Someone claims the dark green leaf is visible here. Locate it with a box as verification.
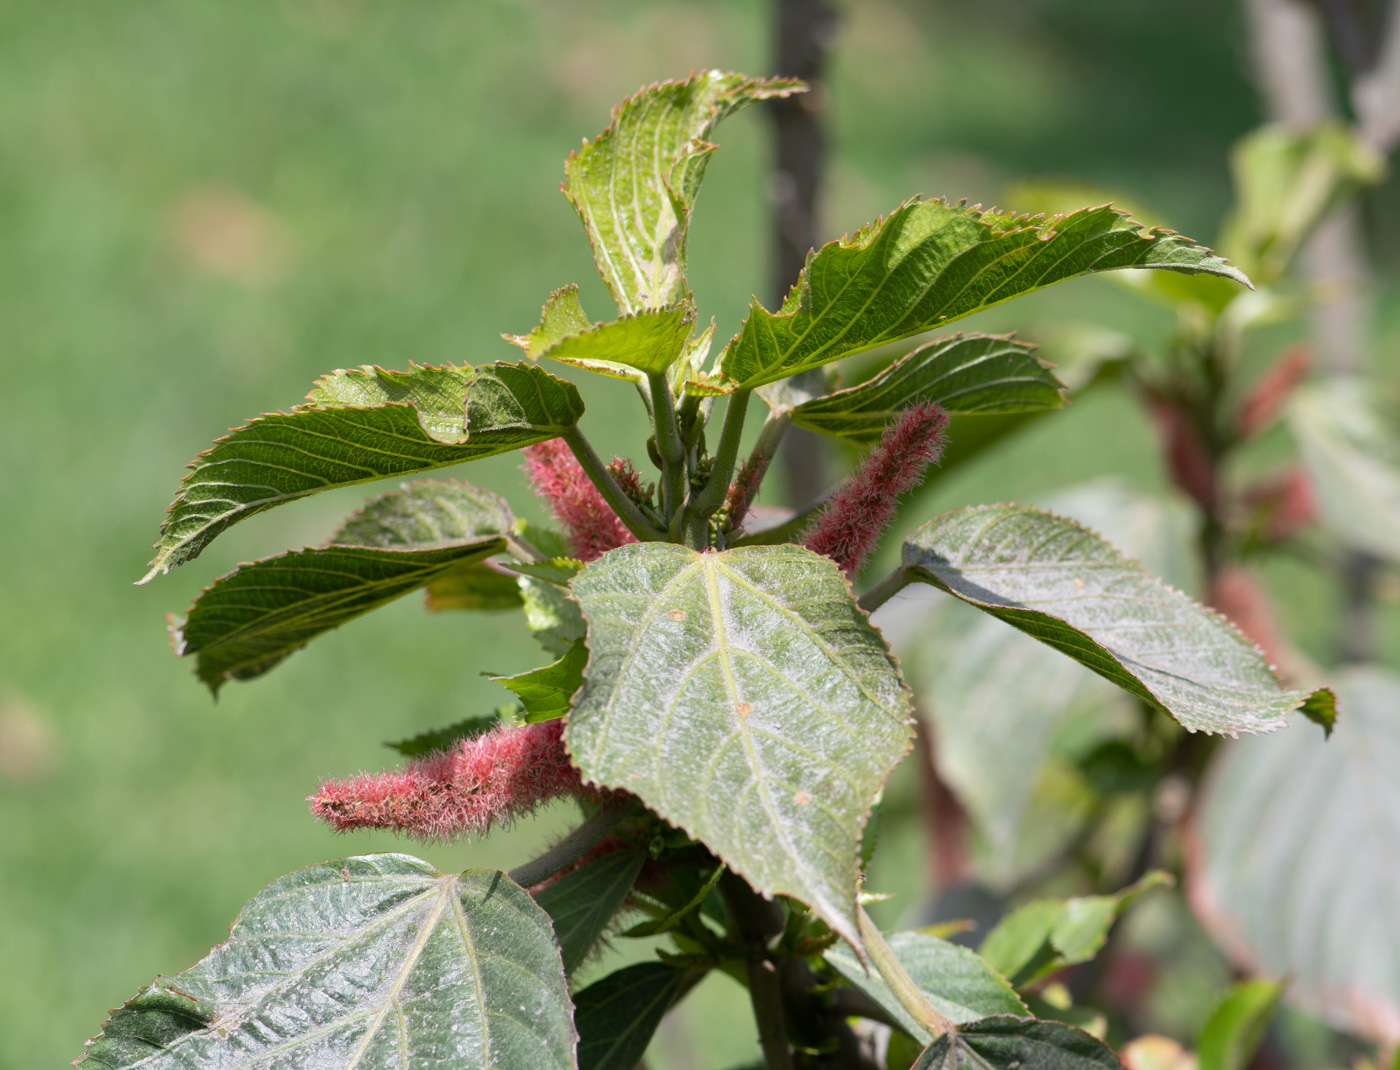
[534,849,646,976]
[718,200,1249,389]
[488,642,589,722]
[1197,979,1285,1070]
[902,505,1334,735]
[574,963,689,1070]
[174,481,511,692]
[978,872,1171,987]
[142,362,581,579]
[563,71,800,316]
[566,543,912,952]
[912,1016,1124,1070]
[75,855,574,1070]
[386,713,506,758]
[825,931,1027,1044]
[789,333,1064,442]
[425,565,524,611]
[1190,666,1400,1044]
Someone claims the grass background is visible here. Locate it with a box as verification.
[2,1,1397,1066]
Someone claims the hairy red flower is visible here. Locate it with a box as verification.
[522,439,638,561]
[309,719,595,841]
[802,401,949,575]
[725,453,770,533]
[1238,345,1310,437]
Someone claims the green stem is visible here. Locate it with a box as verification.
[858,905,955,1039]
[562,427,667,542]
[684,388,753,545]
[649,371,687,522]
[857,567,912,613]
[723,406,794,536]
[720,872,793,1070]
[505,798,636,888]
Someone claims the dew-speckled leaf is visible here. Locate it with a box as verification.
[75,855,575,1070]
[538,305,695,380]
[1189,666,1400,1045]
[901,505,1333,735]
[174,481,512,692]
[565,543,912,951]
[825,931,1026,1044]
[789,334,1064,442]
[573,963,689,1070]
[718,199,1249,389]
[564,71,800,316]
[488,642,588,723]
[534,849,646,977]
[425,565,523,611]
[912,1016,1125,1070]
[143,362,581,579]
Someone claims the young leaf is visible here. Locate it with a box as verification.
[1197,978,1285,1070]
[1189,666,1400,1045]
[718,199,1249,389]
[488,642,589,722]
[564,71,801,316]
[901,505,1334,735]
[385,712,504,757]
[173,480,512,692]
[534,849,646,976]
[978,872,1171,987]
[74,855,574,1070]
[520,572,587,656]
[789,333,1065,442]
[565,543,913,953]
[912,1016,1125,1070]
[534,304,696,380]
[573,963,690,1070]
[824,931,1027,1044]
[425,564,524,610]
[143,362,581,579]
[506,284,593,359]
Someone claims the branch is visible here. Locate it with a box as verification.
[720,872,793,1070]
[506,798,636,888]
[561,427,668,542]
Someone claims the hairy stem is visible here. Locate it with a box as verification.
[685,388,754,546]
[562,427,667,542]
[725,406,794,537]
[857,567,912,613]
[650,371,687,522]
[505,798,636,888]
[858,905,955,1039]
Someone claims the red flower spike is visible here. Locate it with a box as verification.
[523,439,638,561]
[1144,391,1218,511]
[1238,345,1310,438]
[802,401,949,576]
[309,719,597,841]
[725,453,770,533]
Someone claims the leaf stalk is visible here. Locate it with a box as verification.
[649,371,688,522]
[858,905,955,1039]
[561,427,668,542]
[857,567,912,613]
[685,387,753,544]
[506,798,636,888]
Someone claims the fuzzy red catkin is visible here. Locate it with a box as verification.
[309,719,593,841]
[522,438,638,561]
[802,401,949,575]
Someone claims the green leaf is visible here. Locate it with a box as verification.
[506,284,593,359]
[425,564,524,611]
[385,713,506,757]
[174,480,512,692]
[912,1016,1125,1070]
[978,872,1171,987]
[718,199,1249,389]
[520,572,587,656]
[573,963,689,1070]
[1189,665,1400,1045]
[825,932,1027,1044]
[537,305,696,381]
[789,333,1064,442]
[621,861,725,938]
[75,855,574,1070]
[142,361,581,579]
[1197,979,1285,1070]
[901,504,1334,735]
[489,642,589,722]
[534,849,646,977]
[564,70,800,316]
[566,543,912,951]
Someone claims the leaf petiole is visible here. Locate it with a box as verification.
[649,371,688,521]
[561,427,668,542]
[858,905,956,1039]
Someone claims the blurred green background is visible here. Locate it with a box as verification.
[3,2,1397,1067]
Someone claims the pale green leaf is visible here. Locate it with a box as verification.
[565,543,912,951]
[534,849,646,977]
[718,199,1249,389]
[173,480,512,692]
[1190,666,1400,1045]
[538,305,695,380]
[520,572,587,656]
[912,1016,1124,1070]
[825,931,1027,1044]
[564,70,800,315]
[789,333,1064,442]
[75,855,575,1070]
[488,642,588,722]
[425,565,523,611]
[901,505,1334,735]
[573,963,688,1070]
[142,361,581,579]
[1197,978,1285,1070]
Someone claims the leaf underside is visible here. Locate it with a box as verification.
[539,305,695,380]
[76,855,574,1070]
[174,480,513,692]
[902,505,1332,735]
[565,543,912,951]
[913,1016,1126,1070]
[572,962,689,1070]
[719,199,1250,389]
[534,849,646,977]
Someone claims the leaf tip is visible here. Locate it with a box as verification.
[1298,686,1337,737]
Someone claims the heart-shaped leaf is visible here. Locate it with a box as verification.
[901,505,1334,735]
[535,849,646,976]
[75,855,575,1070]
[912,1016,1125,1070]
[565,543,912,951]
[173,480,513,692]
